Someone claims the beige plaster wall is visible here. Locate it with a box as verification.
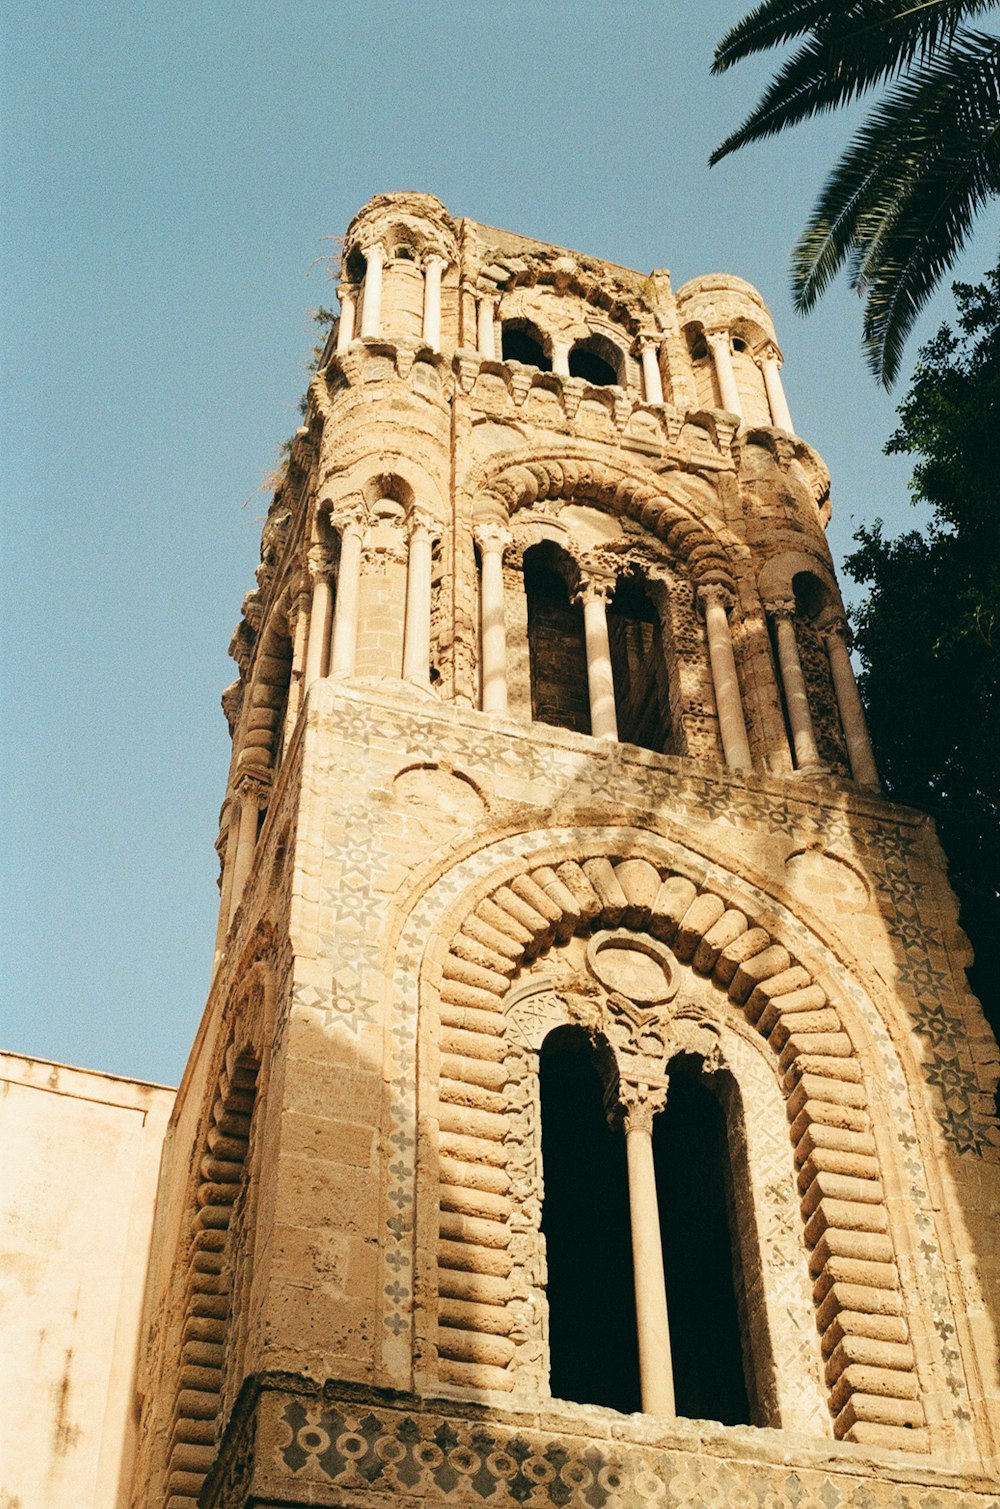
[0,1052,173,1509]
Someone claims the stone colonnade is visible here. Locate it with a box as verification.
[214,507,439,948]
[337,255,793,428]
[337,244,450,354]
[762,596,878,787]
[473,535,876,788]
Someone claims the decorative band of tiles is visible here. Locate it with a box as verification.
[272,1395,994,1509]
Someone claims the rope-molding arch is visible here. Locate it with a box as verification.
[472,454,746,596]
[163,1037,261,1509]
[424,848,928,1452]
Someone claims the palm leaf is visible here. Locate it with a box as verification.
[790,29,1000,382]
[711,0,998,163]
[713,0,993,73]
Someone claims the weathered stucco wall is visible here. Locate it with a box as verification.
[0,1052,173,1509]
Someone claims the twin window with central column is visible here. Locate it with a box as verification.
[522,543,673,752]
[539,1027,754,1426]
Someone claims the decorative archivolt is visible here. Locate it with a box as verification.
[471,454,746,594]
[419,848,929,1452]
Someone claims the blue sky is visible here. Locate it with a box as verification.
[4,1,997,1085]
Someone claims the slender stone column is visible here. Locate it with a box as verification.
[329,516,365,677]
[360,244,385,339]
[706,329,742,418]
[476,296,496,359]
[552,340,571,378]
[475,523,511,714]
[336,287,356,353]
[422,256,446,350]
[622,1098,675,1417]
[697,584,752,770]
[640,340,664,404]
[821,613,880,788]
[228,777,266,924]
[767,597,823,771]
[757,344,794,432]
[402,512,436,684]
[304,548,333,688]
[576,573,618,740]
[213,803,240,961]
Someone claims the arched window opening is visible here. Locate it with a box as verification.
[607,574,672,753]
[654,1058,752,1426]
[540,1027,639,1413]
[501,320,552,371]
[524,543,590,734]
[792,570,825,621]
[569,335,622,387]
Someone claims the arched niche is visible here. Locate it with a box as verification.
[407,840,937,1453]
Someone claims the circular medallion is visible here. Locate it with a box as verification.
[586,930,678,1005]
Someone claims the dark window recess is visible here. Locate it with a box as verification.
[607,575,672,753]
[540,1028,640,1413]
[501,323,552,371]
[654,1063,752,1426]
[525,550,590,735]
[569,341,619,387]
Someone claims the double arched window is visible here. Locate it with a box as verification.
[517,542,675,753]
[540,1028,753,1424]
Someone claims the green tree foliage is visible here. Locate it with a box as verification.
[711,1,1000,385]
[845,270,1000,1031]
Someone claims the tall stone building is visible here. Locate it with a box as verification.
[11,192,1000,1508]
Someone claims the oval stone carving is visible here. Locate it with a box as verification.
[586,930,678,1004]
[784,848,870,913]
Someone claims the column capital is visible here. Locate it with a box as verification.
[332,507,366,541]
[762,593,796,621]
[307,544,334,577]
[817,607,852,645]
[754,341,782,369]
[610,1082,669,1136]
[473,521,512,556]
[422,251,448,271]
[696,582,736,619]
[234,771,269,806]
[407,508,440,544]
[361,241,385,265]
[636,332,661,354]
[573,568,617,606]
[705,327,732,350]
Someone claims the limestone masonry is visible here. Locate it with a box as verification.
[4,192,999,1508]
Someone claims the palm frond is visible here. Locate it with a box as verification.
[712,0,840,72]
[713,0,994,74]
[711,0,998,163]
[789,29,1000,382]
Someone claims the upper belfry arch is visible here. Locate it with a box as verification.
[124,195,1000,1509]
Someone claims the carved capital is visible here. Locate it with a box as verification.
[474,521,512,557]
[696,582,735,620]
[407,508,440,545]
[754,342,781,369]
[422,251,448,273]
[613,1082,669,1136]
[307,544,334,578]
[816,607,851,645]
[235,772,270,807]
[762,593,796,621]
[573,569,617,607]
[705,328,731,352]
[329,504,365,541]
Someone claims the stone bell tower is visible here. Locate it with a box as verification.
[128,193,1000,1509]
